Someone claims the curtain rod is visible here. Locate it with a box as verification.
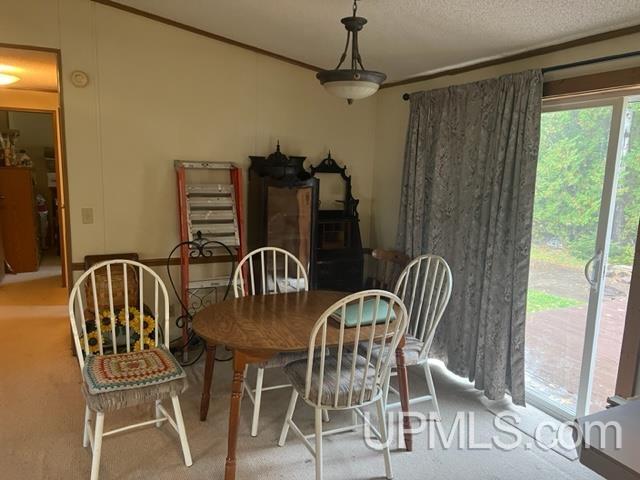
[401,50,640,101]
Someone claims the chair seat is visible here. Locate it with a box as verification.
[284,354,377,407]
[82,347,188,412]
[360,335,425,367]
[259,350,308,369]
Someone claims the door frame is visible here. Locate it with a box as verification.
[528,92,639,419]
[0,43,71,289]
[615,219,640,400]
[576,95,626,418]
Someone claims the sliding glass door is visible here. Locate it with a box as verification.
[525,93,639,419]
[591,98,640,413]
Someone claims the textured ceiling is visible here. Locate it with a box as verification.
[0,47,58,92]
[112,0,640,83]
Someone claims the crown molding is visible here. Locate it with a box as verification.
[381,23,640,89]
[91,1,640,90]
[91,0,323,73]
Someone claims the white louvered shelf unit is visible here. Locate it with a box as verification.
[175,160,245,357]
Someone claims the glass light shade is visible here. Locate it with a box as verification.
[0,73,19,85]
[317,69,386,102]
[322,80,380,100]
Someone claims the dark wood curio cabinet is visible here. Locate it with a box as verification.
[247,144,319,287]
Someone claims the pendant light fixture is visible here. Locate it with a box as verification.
[316,0,386,104]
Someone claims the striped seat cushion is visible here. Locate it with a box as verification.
[284,354,378,407]
[83,347,186,395]
[259,350,308,369]
[359,335,425,367]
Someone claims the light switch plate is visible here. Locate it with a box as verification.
[81,207,94,224]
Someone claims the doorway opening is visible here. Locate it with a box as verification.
[525,90,640,420]
[0,45,70,292]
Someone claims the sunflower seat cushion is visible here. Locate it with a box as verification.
[81,306,157,355]
[82,347,187,412]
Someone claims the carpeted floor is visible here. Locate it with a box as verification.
[2,253,62,285]
[0,273,602,480]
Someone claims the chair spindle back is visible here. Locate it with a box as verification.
[394,254,452,358]
[68,259,170,370]
[304,290,408,409]
[233,247,308,298]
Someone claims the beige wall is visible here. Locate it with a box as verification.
[4,0,640,261]
[1,0,377,262]
[3,0,640,377]
[371,32,640,249]
[8,111,54,146]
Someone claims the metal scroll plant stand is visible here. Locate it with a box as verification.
[166,231,236,366]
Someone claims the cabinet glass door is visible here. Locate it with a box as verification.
[267,185,313,272]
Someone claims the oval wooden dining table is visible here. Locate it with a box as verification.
[193,289,413,480]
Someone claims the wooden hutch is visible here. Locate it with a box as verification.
[247,146,363,291]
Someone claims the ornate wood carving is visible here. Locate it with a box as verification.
[310,153,363,291]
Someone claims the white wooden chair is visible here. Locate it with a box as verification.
[69,259,192,480]
[278,290,408,480]
[379,254,452,420]
[234,246,309,437]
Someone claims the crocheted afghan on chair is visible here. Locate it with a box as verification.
[83,347,186,395]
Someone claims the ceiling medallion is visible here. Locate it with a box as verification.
[316,0,386,104]
[70,70,89,88]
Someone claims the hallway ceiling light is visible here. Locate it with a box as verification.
[316,0,386,104]
[0,73,20,86]
[0,64,21,73]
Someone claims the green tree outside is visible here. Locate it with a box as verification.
[532,102,640,266]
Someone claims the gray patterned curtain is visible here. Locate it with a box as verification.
[396,70,543,405]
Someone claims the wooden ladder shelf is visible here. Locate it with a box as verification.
[175,160,245,358]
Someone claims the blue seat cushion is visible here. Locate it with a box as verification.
[330,298,397,327]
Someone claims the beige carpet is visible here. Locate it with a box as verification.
[2,254,62,285]
[0,274,602,480]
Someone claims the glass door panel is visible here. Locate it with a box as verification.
[591,100,640,413]
[266,185,313,271]
[525,104,613,416]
